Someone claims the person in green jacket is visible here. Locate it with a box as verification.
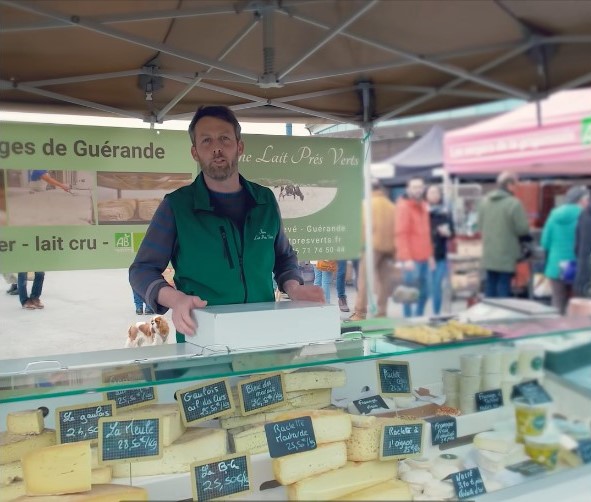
[541,185,590,313]
[130,106,324,342]
[477,172,530,298]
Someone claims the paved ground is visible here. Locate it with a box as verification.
[0,269,466,361]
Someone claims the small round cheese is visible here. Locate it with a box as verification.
[423,479,455,499]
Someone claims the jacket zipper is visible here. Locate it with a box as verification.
[219,227,234,269]
[230,222,248,303]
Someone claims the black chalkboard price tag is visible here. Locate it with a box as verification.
[353,395,389,415]
[55,400,115,445]
[450,467,487,499]
[102,367,158,411]
[379,421,423,460]
[511,379,552,405]
[376,360,411,396]
[578,438,591,464]
[190,453,252,501]
[475,389,503,411]
[426,416,457,445]
[506,459,549,476]
[97,416,162,465]
[238,373,286,416]
[177,379,234,425]
[264,416,317,458]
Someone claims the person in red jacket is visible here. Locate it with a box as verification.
[395,177,434,317]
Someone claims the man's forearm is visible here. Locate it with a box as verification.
[157,285,186,309]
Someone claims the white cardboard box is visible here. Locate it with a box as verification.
[192,301,341,350]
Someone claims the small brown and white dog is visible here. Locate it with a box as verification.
[125,316,170,348]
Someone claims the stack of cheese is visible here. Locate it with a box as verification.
[111,403,227,478]
[227,367,345,454]
[280,413,412,501]
[472,430,527,475]
[0,408,146,502]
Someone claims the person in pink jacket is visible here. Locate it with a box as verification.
[395,177,434,317]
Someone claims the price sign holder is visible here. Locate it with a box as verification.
[98,416,162,465]
[376,360,411,396]
[191,453,252,501]
[264,416,317,458]
[352,395,389,415]
[425,416,457,446]
[379,420,423,460]
[511,379,552,405]
[102,366,158,411]
[177,379,234,425]
[238,372,286,416]
[506,459,550,476]
[56,399,115,444]
[450,467,486,499]
[475,389,503,411]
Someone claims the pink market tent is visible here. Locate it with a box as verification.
[444,88,591,176]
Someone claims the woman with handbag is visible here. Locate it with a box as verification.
[541,185,589,314]
[313,260,337,304]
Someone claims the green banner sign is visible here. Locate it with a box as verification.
[0,122,363,272]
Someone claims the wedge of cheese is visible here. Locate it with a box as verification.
[475,443,526,473]
[11,483,148,501]
[22,441,91,495]
[473,430,516,454]
[287,460,399,500]
[337,479,412,501]
[112,427,227,477]
[220,410,286,430]
[229,425,268,454]
[7,409,45,435]
[274,409,352,444]
[272,441,347,485]
[118,403,184,446]
[90,467,112,484]
[0,429,56,465]
[1,460,23,485]
[346,420,383,461]
[0,480,25,502]
[283,367,346,392]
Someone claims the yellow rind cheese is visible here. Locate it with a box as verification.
[22,441,91,495]
[0,480,26,502]
[118,403,184,446]
[1,460,23,485]
[272,441,347,485]
[111,427,227,477]
[90,467,112,484]
[11,483,148,501]
[337,479,413,501]
[283,367,346,392]
[6,410,44,435]
[0,429,56,465]
[287,460,399,500]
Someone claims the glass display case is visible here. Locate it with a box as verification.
[1,312,591,501]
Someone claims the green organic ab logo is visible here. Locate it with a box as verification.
[510,361,518,375]
[115,233,132,249]
[583,117,591,145]
[531,357,543,371]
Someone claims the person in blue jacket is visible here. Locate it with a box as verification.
[541,185,589,313]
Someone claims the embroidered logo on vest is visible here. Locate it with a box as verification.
[254,229,273,240]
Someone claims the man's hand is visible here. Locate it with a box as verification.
[158,287,207,336]
[283,280,325,303]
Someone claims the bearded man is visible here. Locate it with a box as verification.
[130,106,323,342]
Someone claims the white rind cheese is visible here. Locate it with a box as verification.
[283,367,346,392]
[272,441,347,485]
[337,479,413,501]
[475,444,526,473]
[118,404,184,446]
[473,430,516,454]
[22,441,91,495]
[11,483,148,501]
[6,410,45,435]
[287,460,399,500]
[1,460,23,485]
[0,429,57,465]
[111,427,227,477]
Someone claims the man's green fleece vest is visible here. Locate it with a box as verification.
[166,174,277,340]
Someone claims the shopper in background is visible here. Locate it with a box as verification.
[4,273,18,295]
[573,187,591,298]
[395,177,433,318]
[541,185,589,313]
[335,260,350,312]
[132,289,154,315]
[129,105,323,342]
[426,185,455,315]
[18,272,45,310]
[314,260,337,304]
[349,181,397,321]
[478,172,530,298]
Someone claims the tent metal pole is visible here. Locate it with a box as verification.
[362,126,377,318]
